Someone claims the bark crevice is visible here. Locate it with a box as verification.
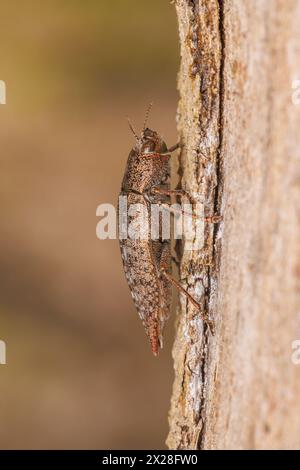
[167,0,224,450]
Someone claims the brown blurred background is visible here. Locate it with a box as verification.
[0,1,179,449]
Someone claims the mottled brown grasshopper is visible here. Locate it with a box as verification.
[119,105,220,355]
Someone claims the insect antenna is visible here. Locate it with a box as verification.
[142,102,153,134]
[127,117,139,141]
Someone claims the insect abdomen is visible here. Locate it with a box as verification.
[118,192,171,354]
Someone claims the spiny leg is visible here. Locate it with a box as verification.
[160,142,181,155]
[149,187,222,223]
[150,187,195,205]
[155,200,222,223]
[160,266,215,334]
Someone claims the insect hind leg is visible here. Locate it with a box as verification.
[160,265,215,334]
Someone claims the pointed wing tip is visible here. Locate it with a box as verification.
[150,339,159,357]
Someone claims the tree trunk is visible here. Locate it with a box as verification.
[167,0,300,450]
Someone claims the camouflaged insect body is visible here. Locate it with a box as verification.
[119,128,172,355]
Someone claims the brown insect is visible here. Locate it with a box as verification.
[118,105,219,355]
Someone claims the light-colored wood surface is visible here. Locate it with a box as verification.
[167,0,300,450]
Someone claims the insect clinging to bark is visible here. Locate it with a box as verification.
[118,104,220,356]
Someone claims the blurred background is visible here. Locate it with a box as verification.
[0,1,179,449]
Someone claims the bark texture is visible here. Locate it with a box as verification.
[167,0,300,450]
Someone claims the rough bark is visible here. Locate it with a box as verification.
[167,0,300,450]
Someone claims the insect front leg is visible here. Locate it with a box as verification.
[140,142,181,159]
[159,142,181,155]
